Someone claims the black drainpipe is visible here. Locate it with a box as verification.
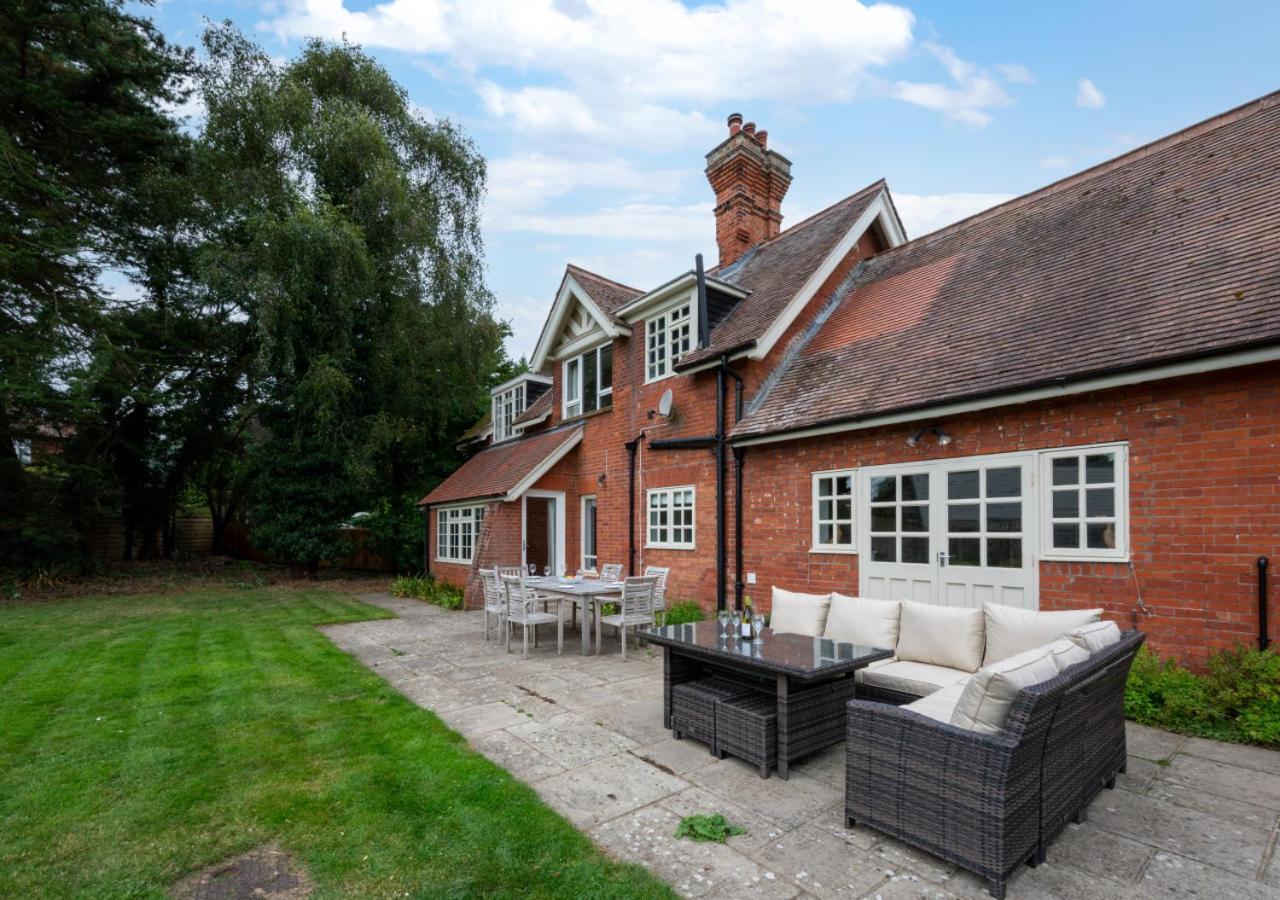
[1260,556,1270,652]
[715,363,725,611]
[625,435,643,576]
[733,446,746,610]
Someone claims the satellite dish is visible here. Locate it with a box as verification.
[658,388,674,418]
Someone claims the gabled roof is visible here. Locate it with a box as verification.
[457,410,492,446]
[677,180,903,369]
[529,265,644,371]
[512,389,552,427]
[421,425,584,506]
[734,91,1280,441]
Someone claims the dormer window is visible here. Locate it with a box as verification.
[646,303,692,382]
[563,343,613,419]
[493,383,525,443]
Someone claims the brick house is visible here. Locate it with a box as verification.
[422,96,1280,665]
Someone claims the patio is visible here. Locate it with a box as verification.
[330,594,1280,899]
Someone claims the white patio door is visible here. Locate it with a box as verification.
[859,454,1038,610]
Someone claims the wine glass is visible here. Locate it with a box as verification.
[543,564,552,578]
[717,609,731,635]
[730,610,742,637]
[528,563,537,577]
[751,613,765,643]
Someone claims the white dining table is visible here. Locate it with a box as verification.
[525,577,624,656]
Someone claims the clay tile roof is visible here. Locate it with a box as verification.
[566,264,644,324]
[512,389,552,426]
[420,426,583,506]
[735,91,1280,440]
[677,180,887,367]
[456,409,491,444]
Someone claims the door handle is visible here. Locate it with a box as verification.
[938,551,948,568]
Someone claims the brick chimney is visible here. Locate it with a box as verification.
[705,112,793,268]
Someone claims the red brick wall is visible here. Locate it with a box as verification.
[738,363,1280,667]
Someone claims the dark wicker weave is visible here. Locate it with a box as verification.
[852,681,917,706]
[715,691,778,777]
[1039,631,1145,848]
[844,630,1146,899]
[670,676,757,753]
[778,674,860,765]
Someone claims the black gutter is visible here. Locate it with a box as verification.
[1260,557,1270,652]
[649,435,716,450]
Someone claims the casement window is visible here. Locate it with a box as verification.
[12,438,32,466]
[812,470,856,552]
[563,343,613,418]
[581,495,598,571]
[1041,444,1128,560]
[645,303,692,382]
[436,505,485,563]
[646,486,695,549]
[492,383,525,443]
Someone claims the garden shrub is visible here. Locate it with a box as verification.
[662,601,705,625]
[389,574,464,610]
[1125,644,1280,747]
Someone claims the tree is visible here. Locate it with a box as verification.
[196,26,504,572]
[0,0,193,568]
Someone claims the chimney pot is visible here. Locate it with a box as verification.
[705,115,792,268]
[755,129,768,149]
[726,112,743,135]
[743,121,757,136]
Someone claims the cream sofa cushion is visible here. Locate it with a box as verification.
[858,660,970,697]
[1046,636,1091,671]
[769,587,832,637]
[1068,620,1122,654]
[896,601,986,672]
[824,593,901,649]
[983,603,1104,665]
[951,646,1060,734]
[903,683,967,724]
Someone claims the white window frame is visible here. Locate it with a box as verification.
[13,438,33,466]
[492,383,525,443]
[435,504,486,564]
[811,468,858,553]
[1039,442,1129,562]
[646,486,696,550]
[562,342,612,419]
[645,302,693,383]
[581,494,598,572]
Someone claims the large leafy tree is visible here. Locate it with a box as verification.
[197,26,504,572]
[0,0,193,566]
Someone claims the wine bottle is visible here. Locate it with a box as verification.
[740,597,754,640]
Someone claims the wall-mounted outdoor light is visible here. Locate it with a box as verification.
[906,427,953,448]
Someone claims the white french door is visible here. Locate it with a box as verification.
[859,453,1038,610]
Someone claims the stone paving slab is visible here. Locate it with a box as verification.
[333,594,1280,899]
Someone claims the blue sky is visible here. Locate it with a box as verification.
[149,0,1279,361]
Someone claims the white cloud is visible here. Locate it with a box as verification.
[893,192,1014,238]
[886,43,1015,126]
[498,202,711,242]
[1038,155,1072,169]
[996,63,1034,85]
[1076,78,1105,109]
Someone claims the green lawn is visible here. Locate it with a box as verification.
[0,584,674,898]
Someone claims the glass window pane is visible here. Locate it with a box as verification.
[583,351,598,413]
[835,523,852,545]
[900,505,929,533]
[835,475,852,495]
[818,499,833,520]
[948,503,980,533]
[988,538,1022,568]
[949,537,980,566]
[986,501,1022,533]
[1053,523,1080,548]
[836,499,852,520]
[817,477,832,497]
[819,524,833,545]
[948,470,979,500]
[1052,456,1079,486]
[599,344,612,393]
[1053,490,1079,518]
[871,507,896,533]
[1087,522,1117,550]
[901,474,929,501]
[871,537,896,562]
[901,537,929,564]
[870,476,896,503]
[986,467,1020,498]
[1085,453,1115,484]
[1086,488,1115,518]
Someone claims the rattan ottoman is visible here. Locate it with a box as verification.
[670,676,755,753]
[714,690,779,777]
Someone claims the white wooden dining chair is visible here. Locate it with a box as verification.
[500,574,563,658]
[600,563,624,583]
[643,565,670,624]
[479,568,505,642]
[597,575,658,659]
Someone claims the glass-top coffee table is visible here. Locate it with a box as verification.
[640,622,893,778]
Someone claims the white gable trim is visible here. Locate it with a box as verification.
[748,190,905,362]
[732,344,1280,448]
[530,274,631,371]
[504,428,585,501]
[615,270,749,322]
